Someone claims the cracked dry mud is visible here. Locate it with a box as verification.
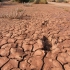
[0,2,70,70]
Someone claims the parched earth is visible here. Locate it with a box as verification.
[0,2,70,70]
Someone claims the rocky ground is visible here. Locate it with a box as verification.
[0,2,70,70]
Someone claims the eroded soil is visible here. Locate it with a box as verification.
[0,2,70,70]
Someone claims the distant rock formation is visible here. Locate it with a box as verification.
[34,0,48,4]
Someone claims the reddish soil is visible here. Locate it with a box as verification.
[0,2,70,70]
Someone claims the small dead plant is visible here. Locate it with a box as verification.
[0,8,24,19]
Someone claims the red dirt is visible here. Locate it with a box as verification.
[0,2,70,70]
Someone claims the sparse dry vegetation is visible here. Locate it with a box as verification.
[48,0,70,3]
[11,0,48,4]
[64,0,70,3]
[0,8,24,19]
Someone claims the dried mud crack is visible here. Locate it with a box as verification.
[0,2,70,70]
[41,36,52,70]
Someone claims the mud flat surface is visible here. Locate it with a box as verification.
[0,3,70,70]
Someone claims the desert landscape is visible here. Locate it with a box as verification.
[0,0,70,70]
